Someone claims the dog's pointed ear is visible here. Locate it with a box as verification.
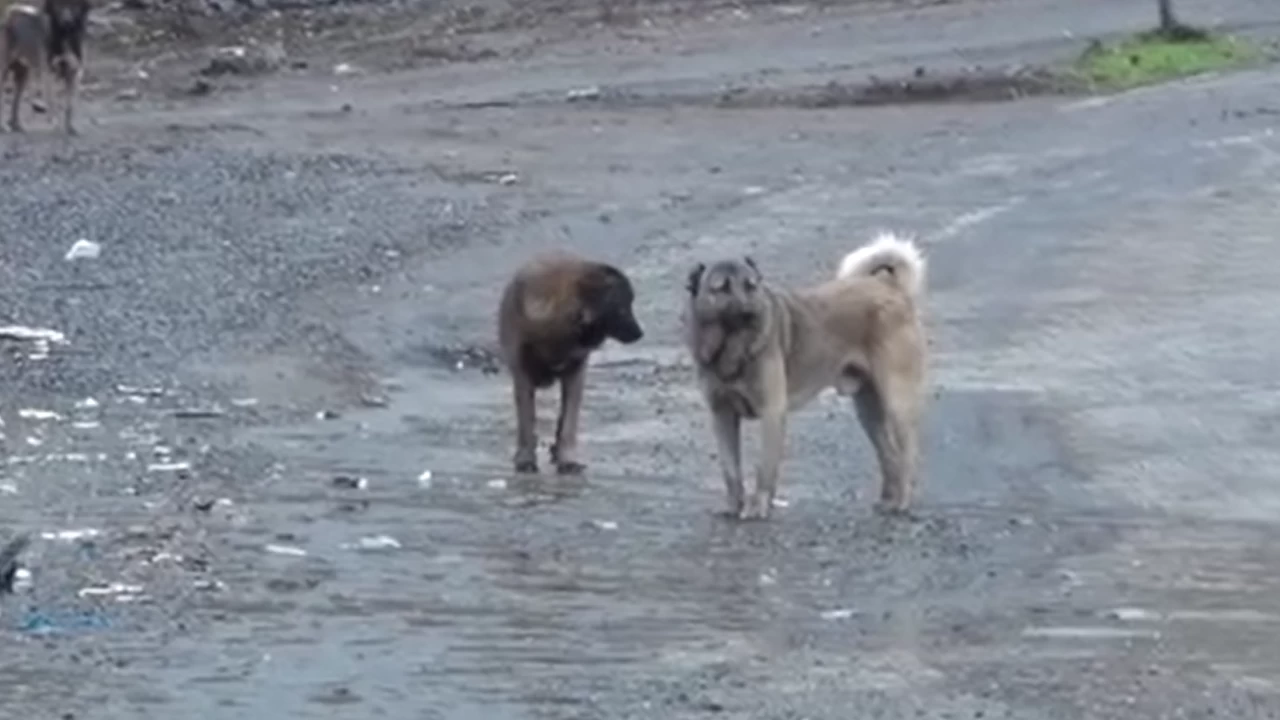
[686,263,706,295]
[743,256,762,285]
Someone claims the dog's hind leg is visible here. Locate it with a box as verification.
[551,364,586,475]
[854,374,921,514]
[511,372,539,474]
[0,65,8,133]
[61,68,76,135]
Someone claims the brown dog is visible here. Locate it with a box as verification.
[684,232,928,520]
[498,252,644,475]
[0,0,89,135]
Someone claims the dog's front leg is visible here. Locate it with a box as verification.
[38,60,51,118]
[710,400,744,517]
[551,364,587,475]
[8,65,27,132]
[61,66,76,135]
[511,371,539,473]
[742,356,787,520]
[62,54,80,136]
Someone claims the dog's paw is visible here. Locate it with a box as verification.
[873,500,911,517]
[716,499,744,519]
[513,458,539,474]
[555,460,586,476]
[716,488,745,519]
[738,493,773,521]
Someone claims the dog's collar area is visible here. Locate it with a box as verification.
[717,311,758,332]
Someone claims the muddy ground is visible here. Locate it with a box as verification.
[5,0,1280,717]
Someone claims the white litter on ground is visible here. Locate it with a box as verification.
[78,583,144,599]
[265,544,308,557]
[0,325,66,344]
[41,528,101,542]
[342,535,402,551]
[64,239,101,261]
[147,462,191,473]
[820,608,857,621]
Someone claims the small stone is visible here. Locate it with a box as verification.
[265,544,307,557]
[566,85,601,102]
[820,608,856,621]
[1107,607,1160,622]
[0,534,31,593]
[201,42,286,78]
[332,475,368,490]
[359,392,388,408]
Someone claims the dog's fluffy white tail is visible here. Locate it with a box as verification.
[836,231,926,298]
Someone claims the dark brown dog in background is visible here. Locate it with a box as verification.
[1,0,89,134]
[684,232,928,520]
[498,252,644,475]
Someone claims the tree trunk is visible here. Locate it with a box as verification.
[1158,0,1177,31]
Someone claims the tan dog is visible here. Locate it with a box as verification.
[684,232,927,520]
[1,0,88,135]
[498,252,644,475]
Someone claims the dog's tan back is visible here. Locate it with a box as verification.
[2,5,47,72]
[785,272,924,406]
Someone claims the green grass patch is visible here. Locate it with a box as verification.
[1074,30,1266,90]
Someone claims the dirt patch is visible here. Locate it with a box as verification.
[531,65,1082,111]
[86,0,960,99]
[794,66,1081,107]
[724,67,1077,109]
[420,343,503,375]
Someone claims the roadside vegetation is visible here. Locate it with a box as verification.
[1073,29,1267,90]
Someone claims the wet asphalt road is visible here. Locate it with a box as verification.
[4,0,1280,717]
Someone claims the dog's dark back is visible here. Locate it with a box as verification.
[499,254,643,388]
[43,0,88,64]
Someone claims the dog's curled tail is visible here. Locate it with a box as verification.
[836,231,926,298]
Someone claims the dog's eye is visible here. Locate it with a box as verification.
[742,278,756,292]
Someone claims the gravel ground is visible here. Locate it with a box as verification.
[4,0,1280,717]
